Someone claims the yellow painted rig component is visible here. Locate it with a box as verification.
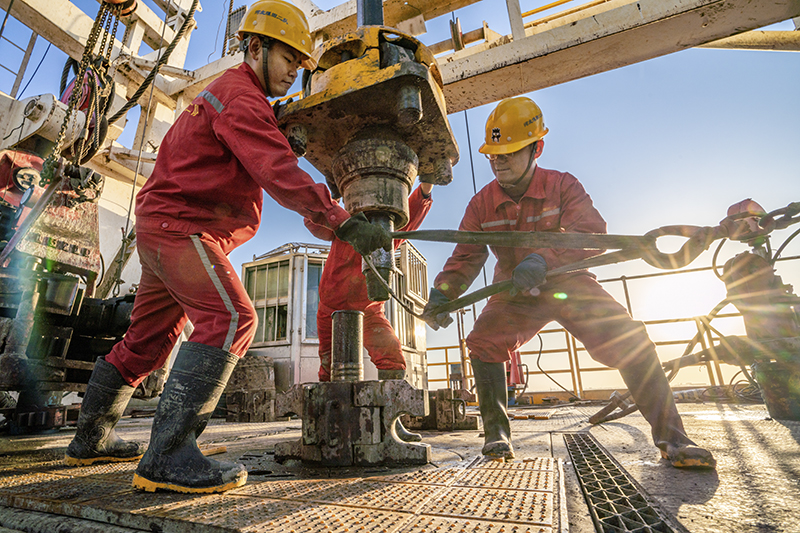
[277,26,459,302]
[277,26,459,207]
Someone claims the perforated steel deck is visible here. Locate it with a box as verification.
[0,454,567,532]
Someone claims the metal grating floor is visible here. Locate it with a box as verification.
[0,454,567,532]
[563,433,679,533]
[4,403,800,532]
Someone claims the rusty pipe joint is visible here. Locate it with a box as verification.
[331,129,419,228]
[331,310,364,382]
[332,128,418,301]
[362,212,394,301]
[419,157,453,186]
[285,124,308,157]
[396,84,423,127]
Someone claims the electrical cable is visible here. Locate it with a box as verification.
[729,367,759,391]
[208,0,228,62]
[462,108,489,289]
[675,298,729,365]
[711,237,726,280]
[518,362,529,397]
[771,227,800,265]
[18,42,52,98]
[362,253,422,319]
[1,118,24,141]
[727,369,762,403]
[535,333,580,401]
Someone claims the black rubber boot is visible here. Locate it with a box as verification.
[378,369,422,443]
[620,351,716,469]
[132,342,247,493]
[471,358,514,460]
[65,357,144,466]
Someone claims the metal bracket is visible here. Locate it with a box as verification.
[275,378,431,466]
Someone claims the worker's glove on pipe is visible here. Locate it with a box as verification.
[510,253,548,296]
[421,287,454,330]
[335,212,393,256]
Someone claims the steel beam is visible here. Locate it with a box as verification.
[9,31,37,98]
[307,0,482,40]
[122,0,800,126]
[698,30,800,51]
[166,54,241,108]
[505,0,525,41]
[439,0,800,113]
[0,0,176,61]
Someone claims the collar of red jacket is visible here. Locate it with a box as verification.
[490,165,548,209]
[237,61,280,104]
[238,61,264,93]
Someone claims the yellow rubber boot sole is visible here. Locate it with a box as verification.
[661,446,716,469]
[131,472,247,494]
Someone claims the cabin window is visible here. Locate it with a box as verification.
[246,260,290,342]
[305,260,324,339]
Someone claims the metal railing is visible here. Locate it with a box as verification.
[426,254,799,397]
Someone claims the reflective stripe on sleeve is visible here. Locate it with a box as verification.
[481,219,517,229]
[199,90,224,114]
[527,208,561,224]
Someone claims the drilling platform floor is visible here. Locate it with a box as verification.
[0,402,797,533]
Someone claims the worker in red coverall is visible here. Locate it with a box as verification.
[421,96,715,468]
[65,0,391,494]
[305,182,433,442]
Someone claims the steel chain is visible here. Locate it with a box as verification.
[41,3,115,184]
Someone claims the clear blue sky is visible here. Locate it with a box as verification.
[3,1,798,388]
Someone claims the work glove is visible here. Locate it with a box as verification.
[335,212,393,256]
[421,287,454,331]
[510,253,547,296]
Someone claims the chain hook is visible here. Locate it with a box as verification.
[640,225,724,270]
[761,202,800,231]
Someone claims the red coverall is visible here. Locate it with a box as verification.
[434,166,657,370]
[106,63,350,387]
[305,185,432,381]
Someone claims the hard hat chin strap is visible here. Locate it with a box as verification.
[241,34,274,97]
[499,141,537,190]
[260,36,273,98]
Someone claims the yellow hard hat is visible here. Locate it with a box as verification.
[237,0,317,70]
[479,96,549,155]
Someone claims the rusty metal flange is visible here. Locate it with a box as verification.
[275,379,431,466]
